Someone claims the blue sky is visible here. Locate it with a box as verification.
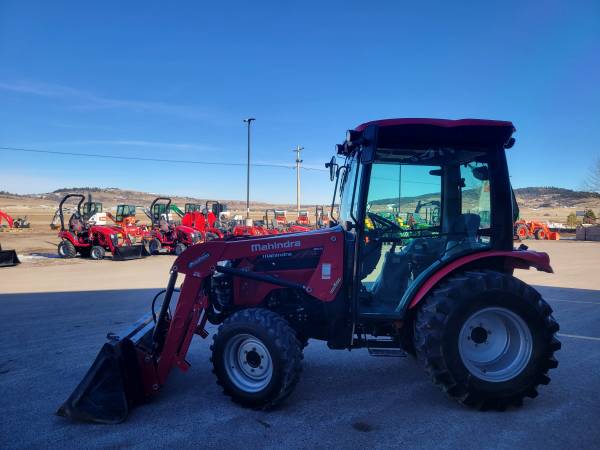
[1,1,599,203]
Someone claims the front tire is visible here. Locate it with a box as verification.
[414,270,560,410]
[210,308,303,409]
[57,240,76,258]
[90,245,105,260]
[174,242,187,255]
[149,238,162,255]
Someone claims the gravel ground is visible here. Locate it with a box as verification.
[0,241,599,449]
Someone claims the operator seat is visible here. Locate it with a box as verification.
[370,244,411,308]
[443,213,482,259]
[69,214,85,234]
[159,218,171,233]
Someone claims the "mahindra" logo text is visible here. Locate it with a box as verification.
[251,240,301,252]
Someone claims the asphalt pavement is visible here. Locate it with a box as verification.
[0,242,599,449]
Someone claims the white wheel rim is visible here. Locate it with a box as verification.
[224,334,273,393]
[458,307,533,383]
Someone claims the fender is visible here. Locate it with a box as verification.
[406,249,553,310]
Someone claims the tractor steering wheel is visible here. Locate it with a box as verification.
[367,212,402,235]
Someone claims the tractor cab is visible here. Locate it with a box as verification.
[274,210,287,226]
[315,205,330,228]
[329,119,516,318]
[296,210,310,226]
[115,204,136,223]
[185,203,202,213]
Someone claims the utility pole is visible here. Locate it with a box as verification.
[243,118,255,220]
[293,145,304,213]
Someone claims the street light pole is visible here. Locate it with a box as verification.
[293,145,304,213]
[243,118,255,220]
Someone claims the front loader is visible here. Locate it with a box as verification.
[59,118,561,424]
[0,242,20,267]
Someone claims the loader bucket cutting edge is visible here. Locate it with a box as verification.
[0,250,20,267]
[58,313,156,424]
[112,244,148,261]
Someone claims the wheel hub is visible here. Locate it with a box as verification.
[458,307,533,383]
[470,326,488,344]
[224,334,273,392]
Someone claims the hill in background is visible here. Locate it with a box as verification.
[1,186,599,224]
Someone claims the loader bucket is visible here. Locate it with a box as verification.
[112,244,148,261]
[57,313,156,424]
[0,249,20,267]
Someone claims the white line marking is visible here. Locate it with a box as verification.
[558,333,600,342]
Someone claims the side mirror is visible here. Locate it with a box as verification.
[325,156,338,181]
[472,166,490,181]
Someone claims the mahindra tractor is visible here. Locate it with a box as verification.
[146,197,201,255]
[296,210,310,226]
[56,194,146,260]
[58,119,560,424]
[182,201,227,240]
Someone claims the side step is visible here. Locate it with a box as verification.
[367,347,407,357]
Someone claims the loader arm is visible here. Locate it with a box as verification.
[58,227,345,423]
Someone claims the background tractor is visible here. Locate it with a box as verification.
[514,219,560,240]
[56,194,146,260]
[145,197,201,255]
[59,118,560,424]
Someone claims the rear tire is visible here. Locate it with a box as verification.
[211,308,303,409]
[90,245,106,260]
[174,243,187,256]
[57,240,76,258]
[413,270,560,410]
[515,224,529,240]
[149,238,161,255]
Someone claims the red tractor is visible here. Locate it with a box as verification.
[59,118,560,424]
[146,197,201,255]
[296,210,310,226]
[56,194,146,260]
[185,201,228,240]
[315,205,331,228]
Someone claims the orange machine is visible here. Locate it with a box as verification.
[514,220,560,240]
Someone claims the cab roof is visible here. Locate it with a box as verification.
[354,118,515,151]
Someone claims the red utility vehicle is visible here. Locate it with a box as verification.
[146,197,201,255]
[56,194,146,260]
[59,118,560,423]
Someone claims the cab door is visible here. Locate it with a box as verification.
[357,161,443,317]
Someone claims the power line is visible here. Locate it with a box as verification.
[0,146,328,172]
